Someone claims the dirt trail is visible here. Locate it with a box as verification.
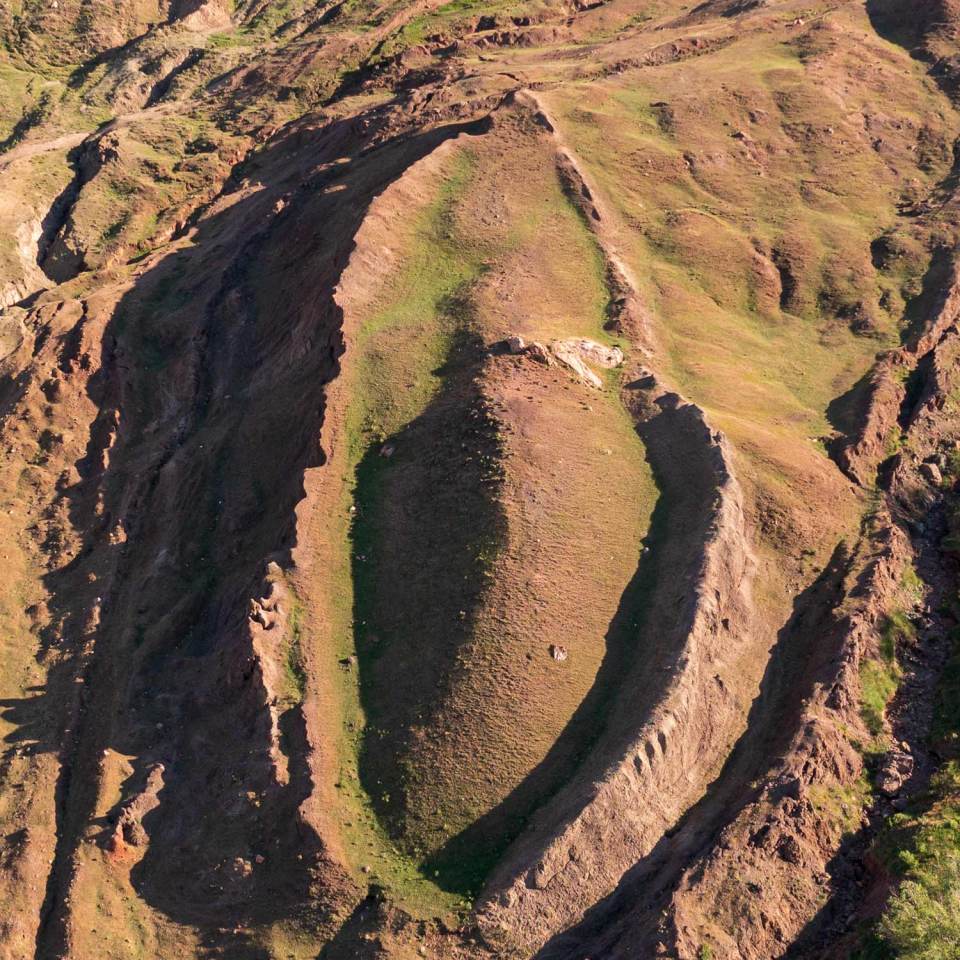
[0,132,88,172]
[0,104,175,174]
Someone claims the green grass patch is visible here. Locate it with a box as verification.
[861,609,911,739]
[325,147,489,916]
[864,558,960,957]
[808,775,873,836]
[284,597,307,703]
[369,0,525,63]
[206,31,257,50]
[933,630,960,757]
[876,764,960,959]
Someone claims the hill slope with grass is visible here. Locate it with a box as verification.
[4,0,960,958]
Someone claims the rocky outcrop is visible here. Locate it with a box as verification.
[107,763,166,854]
[556,338,623,370]
[661,524,910,960]
[0,219,47,308]
[243,565,295,787]
[502,336,623,385]
[833,356,907,486]
[539,338,624,387]
[834,254,960,485]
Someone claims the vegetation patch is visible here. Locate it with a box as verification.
[873,764,960,959]
[862,601,960,957]
[325,148,492,914]
[283,596,308,704]
[860,610,909,739]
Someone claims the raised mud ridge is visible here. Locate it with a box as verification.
[314,89,760,955]
[562,253,960,960]
[474,92,759,955]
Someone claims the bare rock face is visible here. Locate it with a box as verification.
[556,337,625,369]
[550,340,604,388]
[502,335,622,385]
[920,461,944,485]
[834,258,960,485]
[547,337,624,387]
[877,750,915,797]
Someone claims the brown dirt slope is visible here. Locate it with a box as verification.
[3,0,960,958]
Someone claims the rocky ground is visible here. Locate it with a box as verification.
[2,0,960,958]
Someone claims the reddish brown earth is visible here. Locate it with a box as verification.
[4,0,960,958]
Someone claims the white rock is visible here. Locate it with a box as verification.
[550,342,603,388]
[559,338,624,369]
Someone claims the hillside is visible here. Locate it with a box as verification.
[2,0,960,957]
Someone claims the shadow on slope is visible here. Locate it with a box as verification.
[19,109,490,956]
[351,325,510,891]
[534,540,856,959]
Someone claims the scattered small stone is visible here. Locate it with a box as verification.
[920,461,943,485]
[380,443,396,458]
[550,644,568,662]
[506,335,527,354]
